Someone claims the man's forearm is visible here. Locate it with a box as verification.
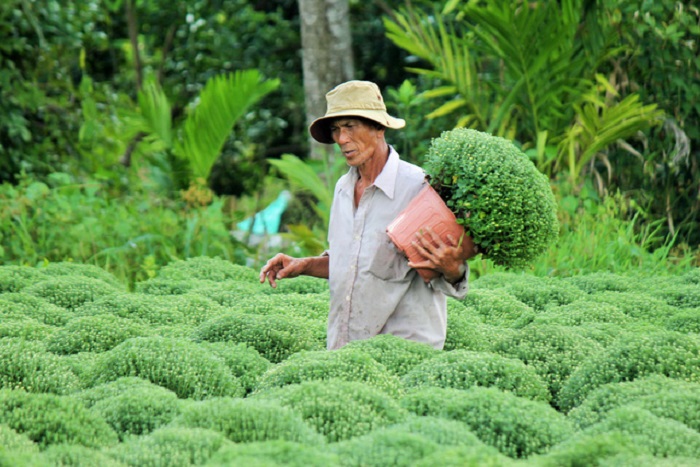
[301,255,330,279]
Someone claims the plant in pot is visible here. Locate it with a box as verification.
[388,128,559,278]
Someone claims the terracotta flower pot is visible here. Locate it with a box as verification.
[386,184,476,283]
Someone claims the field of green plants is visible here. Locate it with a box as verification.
[1,256,699,466]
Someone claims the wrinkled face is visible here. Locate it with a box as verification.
[329,118,385,168]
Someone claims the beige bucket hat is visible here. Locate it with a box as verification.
[309,80,406,144]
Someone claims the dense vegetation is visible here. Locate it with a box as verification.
[0,257,698,465]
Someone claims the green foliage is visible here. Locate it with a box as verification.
[585,290,675,325]
[0,266,44,293]
[197,341,271,395]
[529,431,647,467]
[107,426,230,467]
[563,271,635,294]
[557,330,700,412]
[0,423,40,453]
[0,338,80,394]
[402,350,550,402]
[207,441,340,467]
[172,397,323,445]
[425,128,559,269]
[461,288,535,327]
[192,313,324,363]
[379,416,488,448]
[651,283,700,309]
[0,292,71,325]
[444,321,517,353]
[77,378,182,440]
[75,293,183,325]
[665,307,700,334]
[155,256,258,283]
[493,325,603,404]
[24,276,122,311]
[252,350,403,398]
[37,261,124,289]
[42,444,127,467]
[0,316,55,342]
[0,389,118,448]
[411,445,515,467]
[341,334,438,377]
[87,337,245,400]
[401,386,574,458]
[502,278,586,311]
[532,300,631,327]
[254,379,408,443]
[231,292,329,323]
[330,430,440,466]
[47,315,148,355]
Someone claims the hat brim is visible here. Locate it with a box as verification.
[309,110,406,144]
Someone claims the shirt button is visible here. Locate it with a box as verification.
[346,295,350,301]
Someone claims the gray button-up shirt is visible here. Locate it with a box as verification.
[325,147,469,350]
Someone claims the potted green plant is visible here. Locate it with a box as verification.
[421,127,559,270]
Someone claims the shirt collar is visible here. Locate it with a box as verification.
[338,146,399,200]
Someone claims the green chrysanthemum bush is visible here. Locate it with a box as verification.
[582,406,700,459]
[156,256,259,283]
[532,300,632,327]
[557,330,700,412]
[37,262,125,289]
[529,431,647,467]
[402,350,550,402]
[470,271,534,290]
[401,386,574,459]
[191,280,265,307]
[75,292,183,325]
[252,349,403,398]
[164,293,228,326]
[86,337,245,400]
[172,397,323,445]
[0,316,55,341]
[253,379,408,443]
[206,440,340,467]
[567,375,700,430]
[0,389,118,448]
[597,454,700,467]
[493,324,603,404]
[648,283,700,309]
[562,272,635,294]
[0,423,40,454]
[0,338,80,394]
[341,334,438,377]
[444,321,517,353]
[0,266,44,293]
[24,276,122,311]
[47,314,148,355]
[42,444,127,467]
[192,313,323,363]
[461,288,535,327]
[330,430,440,466]
[585,290,675,324]
[410,445,515,467]
[134,277,215,296]
[0,292,71,325]
[197,341,271,395]
[232,293,329,323]
[423,128,559,269]
[107,426,231,467]
[76,377,182,440]
[502,278,586,312]
[665,307,700,333]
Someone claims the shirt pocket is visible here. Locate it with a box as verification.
[367,233,412,281]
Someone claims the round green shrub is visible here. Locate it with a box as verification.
[402,349,550,402]
[401,386,574,458]
[134,277,214,296]
[206,441,340,467]
[232,293,329,323]
[423,128,559,269]
[529,431,647,467]
[156,256,259,283]
[165,293,228,326]
[648,283,700,309]
[330,430,439,466]
[24,276,121,310]
[532,300,631,327]
[410,445,514,467]
[379,416,487,448]
[75,292,183,325]
[503,278,586,312]
[172,397,323,445]
[0,316,56,341]
[0,338,80,394]
[0,389,119,448]
[192,313,323,363]
[444,321,517,352]
[252,349,403,398]
[557,330,700,412]
[470,271,531,290]
[37,262,124,289]
[563,272,634,294]
[254,379,408,443]
[341,334,438,377]
[665,307,700,334]
[598,454,700,467]
[0,266,44,293]
[42,444,127,467]
[47,314,148,355]
[191,280,263,307]
[493,324,603,404]
[87,337,245,400]
[108,426,230,467]
[583,406,700,458]
[197,341,271,395]
[567,375,700,429]
[0,292,71,325]
[0,423,40,453]
[585,290,675,325]
[461,288,535,327]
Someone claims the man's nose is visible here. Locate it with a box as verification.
[335,128,350,144]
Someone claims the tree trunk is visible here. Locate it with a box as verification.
[298,0,354,161]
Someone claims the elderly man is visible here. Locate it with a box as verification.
[260,80,475,350]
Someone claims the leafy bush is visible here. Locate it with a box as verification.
[0,316,55,341]
[0,266,44,293]
[401,386,574,458]
[252,349,403,398]
[650,283,700,309]
[586,290,675,324]
[192,313,323,363]
[597,454,700,467]
[107,426,231,467]
[196,341,270,395]
[330,430,439,466]
[410,445,515,467]
[47,314,148,354]
[231,293,329,323]
[87,337,245,400]
[583,406,700,458]
[503,279,586,312]
[0,389,118,448]
[379,416,488,448]
[665,307,700,333]
[75,293,183,325]
[529,431,647,467]
[24,276,121,310]
[444,321,517,352]
[134,277,215,296]
[254,379,408,442]
[37,261,125,289]
[424,128,559,269]
[461,288,535,327]
[493,325,603,404]
[164,293,228,326]
[172,397,323,444]
[402,350,550,402]
[0,423,40,453]
[563,272,635,294]
[155,256,258,283]
[206,441,340,467]
[567,375,700,429]
[531,300,632,327]
[0,338,80,394]
[557,330,700,412]
[341,334,438,377]
[42,444,126,467]
[0,292,71,325]
[77,377,182,440]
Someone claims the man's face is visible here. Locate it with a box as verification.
[329,118,384,168]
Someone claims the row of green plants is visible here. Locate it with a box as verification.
[0,257,698,465]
